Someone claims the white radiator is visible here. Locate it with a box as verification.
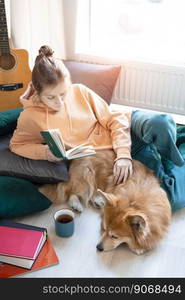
[112,62,185,115]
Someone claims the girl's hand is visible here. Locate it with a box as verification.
[45,145,62,162]
[113,158,133,185]
[20,81,35,102]
[27,81,35,98]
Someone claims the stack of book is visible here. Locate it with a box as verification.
[0,219,59,278]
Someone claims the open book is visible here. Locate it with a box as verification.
[41,129,96,160]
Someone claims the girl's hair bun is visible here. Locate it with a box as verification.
[32,45,71,94]
[38,45,54,58]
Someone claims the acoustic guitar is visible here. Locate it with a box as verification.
[0,0,31,111]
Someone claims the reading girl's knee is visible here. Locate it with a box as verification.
[143,114,177,145]
[149,114,176,131]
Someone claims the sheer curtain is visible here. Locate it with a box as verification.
[10,0,66,68]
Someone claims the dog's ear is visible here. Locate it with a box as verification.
[126,213,148,236]
[97,189,115,206]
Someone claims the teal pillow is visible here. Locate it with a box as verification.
[0,176,52,218]
[0,108,23,136]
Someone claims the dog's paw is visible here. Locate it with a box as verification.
[92,195,105,209]
[130,248,146,255]
[68,195,84,213]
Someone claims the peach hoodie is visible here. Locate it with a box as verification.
[10,84,132,161]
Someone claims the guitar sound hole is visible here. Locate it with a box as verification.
[0,54,16,71]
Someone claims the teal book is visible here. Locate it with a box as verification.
[41,128,96,160]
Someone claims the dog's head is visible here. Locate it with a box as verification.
[96,190,151,255]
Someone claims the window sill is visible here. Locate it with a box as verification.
[110,104,185,126]
[74,51,185,69]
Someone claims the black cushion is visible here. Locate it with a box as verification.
[0,134,69,184]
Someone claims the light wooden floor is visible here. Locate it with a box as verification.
[13,202,185,278]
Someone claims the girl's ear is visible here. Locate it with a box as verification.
[97,189,115,206]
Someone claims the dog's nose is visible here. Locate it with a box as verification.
[96,243,104,251]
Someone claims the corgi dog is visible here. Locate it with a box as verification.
[96,180,171,254]
[39,150,171,254]
[39,150,116,212]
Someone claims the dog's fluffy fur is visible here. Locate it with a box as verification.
[39,150,171,254]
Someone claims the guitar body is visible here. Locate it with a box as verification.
[0,48,31,111]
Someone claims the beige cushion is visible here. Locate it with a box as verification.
[63,60,121,105]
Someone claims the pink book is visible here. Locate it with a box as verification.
[0,226,45,259]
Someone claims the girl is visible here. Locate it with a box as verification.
[10,45,185,212]
[10,45,133,185]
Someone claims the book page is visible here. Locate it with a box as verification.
[69,151,96,160]
[66,144,95,157]
[50,129,66,157]
[66,143,89,155]
[68,147,95,156]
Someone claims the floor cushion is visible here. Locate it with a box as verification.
[0,108,23,136]
[0,134,69,184]
[0,176,52,218]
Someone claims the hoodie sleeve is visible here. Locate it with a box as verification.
[10,143,48,160]
[82,85,132,161]
[9,109,48,160]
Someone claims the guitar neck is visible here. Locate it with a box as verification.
[0,0,10,55]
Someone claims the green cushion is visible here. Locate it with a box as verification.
[0,108,23,136]
[0,176,52,218]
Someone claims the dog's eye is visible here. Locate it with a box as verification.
[111,235,118,239]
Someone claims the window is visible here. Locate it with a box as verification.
[76,0,185,65]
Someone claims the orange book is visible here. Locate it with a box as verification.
[0,238,59,278]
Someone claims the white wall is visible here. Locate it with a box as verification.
[63,0,78,60]
[10,0,66,68]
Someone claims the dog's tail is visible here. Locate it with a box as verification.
[55,181,72,204]
[56,162,96,206]
[38,183,59,203]
[82,162,97,207]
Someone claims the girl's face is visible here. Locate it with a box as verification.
[39,81,68,111]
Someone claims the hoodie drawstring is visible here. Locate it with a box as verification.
[64,101,72,131]
[46,107,49,130]
[45,102,72,132]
